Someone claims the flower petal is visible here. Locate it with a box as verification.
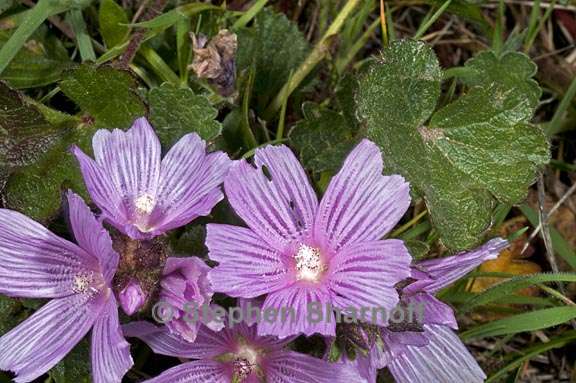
[75,117,162,239]
[264,350,364,383]
[224,145,318,252]
[143,360,228,383]
[207,224,289,298]
[407,237,508,294]
[0,294,103,383]
[124,322,230,359]
[152,133,231,232]
[314,139,410,252]
[384,325,486,383]
[257,284,335,338]
[404,292,457,329]
[0,208,98,299]
[328,239,410,325]
[91,295,133,383]
[66,191,119,283]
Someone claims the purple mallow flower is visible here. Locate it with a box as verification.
[124,320,361,383]
[72,117,231,240]
[345,238,508,383]
[207,140,412,337]
[158,256,215,342]
[0,191,133,383]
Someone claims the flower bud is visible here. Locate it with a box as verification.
[118,279,146,316]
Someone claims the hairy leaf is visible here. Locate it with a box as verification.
[236,8,310,110]
[148,83,222,146]
[357,40,549,249]
[0,81,64,170]
[60,64,147,128]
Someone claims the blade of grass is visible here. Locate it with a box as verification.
[0,0,69,75]
[176,15,191,85]
[232,0,268,30]
[263,0,361,120]
[461,306,576,340]
[486,331,576,382]
[67,9,96,62]
[138,45,180,85]
[461,272,576,312]
[546,73,576,136]
[413,0,452,40]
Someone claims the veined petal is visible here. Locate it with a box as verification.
[407,237,508,294]
[207,224,289,298]
[71,146,128,228]
[153,133,231,232]
[66,191,119,283]
[91,295,133,383]
[253,145,318,236]
[124,322,230,359]
[258,284,335,338]
[0,208,98,299]
[78,117,162,239]
[224,145,318,252]
[264,350,364,383]
[328,240,410,325]
[0,294,104,383]
[384,325,486,383]
[403,292,457,329]
[143,360,228,383]
[314,140,410,252]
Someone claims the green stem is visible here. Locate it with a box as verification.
[0,0,64,75]
[391,210,427,238]
[336,17,379,74]
[138,45,180,85]
[263,0,361,120]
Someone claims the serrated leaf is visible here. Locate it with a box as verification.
[236,8,310,111]
[98,0,129,48]
[357,40,549,249]
[4,121,97,222]
[148,83,221,146]
[50,339,91,383]
[60,64,147,128]
[290,103,360,173]
[0,81,64,169]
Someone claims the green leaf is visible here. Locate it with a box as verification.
[50,339,91,383]
[461,272,576,312]
[290,103,361,174]
[461,306,576,339]
[356,40,549,249]
[98,0,129,49]
[4,120,96,222]
[60,64,147,129]
[236,8,310,111]
[0,29,72,88]
[0,81,64,169]
[148,83,221,146]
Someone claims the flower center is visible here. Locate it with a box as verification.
[134,194,156,215]
[294,244,325,282]
[72,271,105,298]
[133,194,156,232]
[232,345,258,382]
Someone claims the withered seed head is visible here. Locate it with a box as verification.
[189,29,238,97]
